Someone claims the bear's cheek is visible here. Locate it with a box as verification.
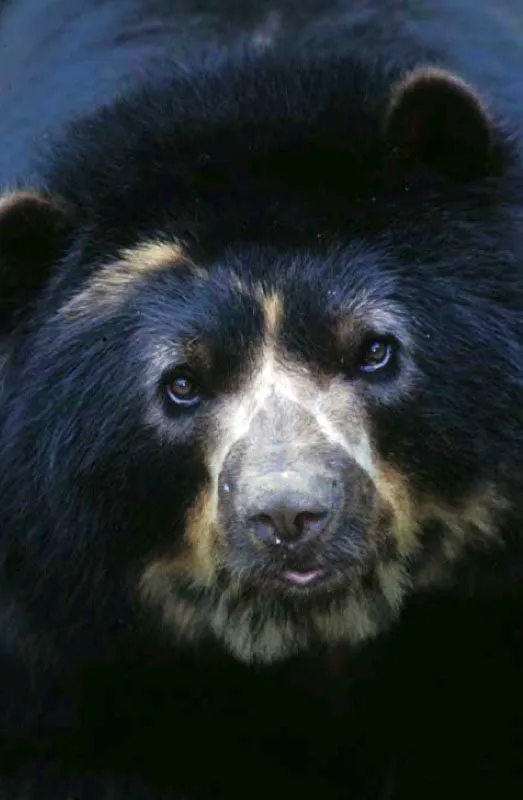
[407,487,509,590]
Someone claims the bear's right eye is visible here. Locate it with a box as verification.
[164,367,202,408]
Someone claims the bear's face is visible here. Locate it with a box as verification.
[1,65,522,664]
[131,248,416,662]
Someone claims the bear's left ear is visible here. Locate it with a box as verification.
[385,67,494,179]
[0,190,74,332]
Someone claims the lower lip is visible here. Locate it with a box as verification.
[282,569,324,586]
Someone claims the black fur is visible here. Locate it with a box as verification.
[2,0,523,797]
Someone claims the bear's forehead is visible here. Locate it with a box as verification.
[101,236,405,332]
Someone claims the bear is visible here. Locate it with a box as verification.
[1,0,523,797]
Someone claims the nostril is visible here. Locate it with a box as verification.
[294,510,329,536]
[250,513,279,544]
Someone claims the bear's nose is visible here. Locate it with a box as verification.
[247,495,330,546]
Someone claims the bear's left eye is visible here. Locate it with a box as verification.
[165,368,202,407]
[358,337,396,374]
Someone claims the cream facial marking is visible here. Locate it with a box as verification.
[195,292,376,552]
[59,239,193,318]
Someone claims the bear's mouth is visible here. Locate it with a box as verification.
[224,555,383,607]
[281,568,326,587]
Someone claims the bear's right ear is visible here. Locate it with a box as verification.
[0,190,74,333]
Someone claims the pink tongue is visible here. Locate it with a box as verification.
[283,569,322,586]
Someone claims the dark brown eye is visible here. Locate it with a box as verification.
[358,337,395,373]
[165,369,202,407]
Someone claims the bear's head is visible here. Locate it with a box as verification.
[1,63,522,664]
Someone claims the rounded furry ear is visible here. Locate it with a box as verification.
[385,67,493,179]
[0,191,73,332]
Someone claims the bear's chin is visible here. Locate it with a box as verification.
[207,596,390,665]
[192,573,403,664]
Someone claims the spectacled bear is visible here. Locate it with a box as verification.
[1,0,523,798]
